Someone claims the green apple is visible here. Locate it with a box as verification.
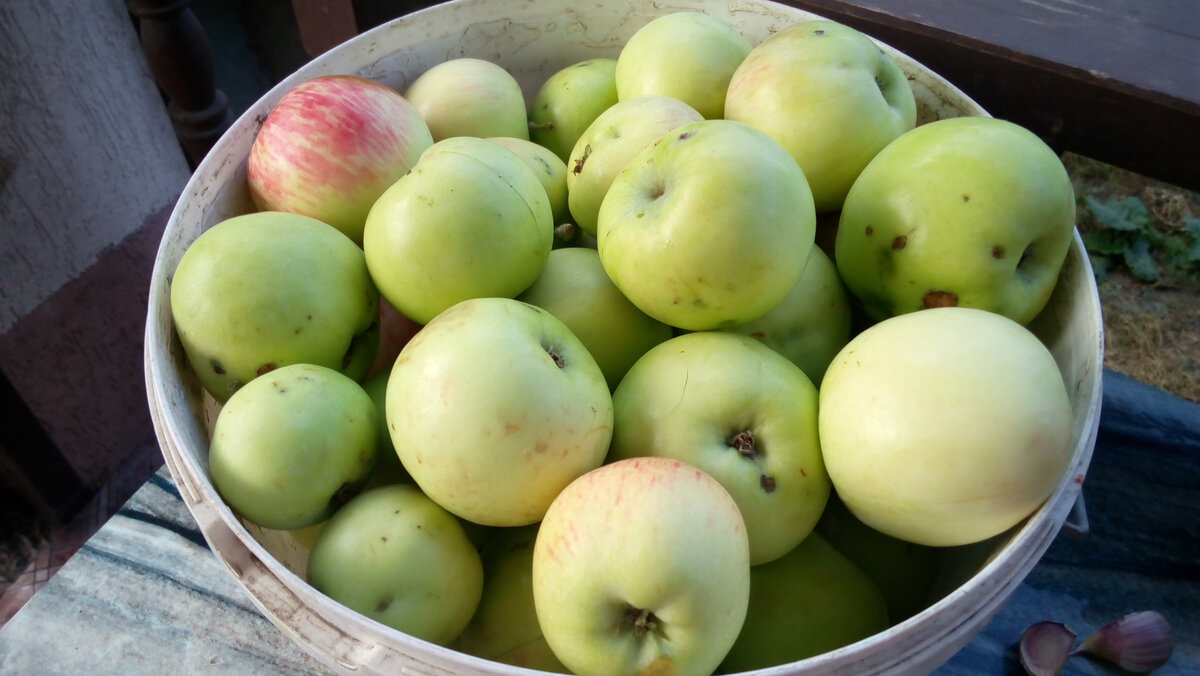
[818,307,1074,547]
[816,492,941,623]
[529,58,618,162]
[362,136,552,325]
[517,247,673,390]
[306,484,483,645]
[360,368,410,488]
[720,532,889,672]
[453,524,568,672]
[835,116,1077,325]
[597,119,816,331]
[387,297,613,527]
[614,12,751,120]
[566,95,703,237]
[724,246,851,385]
[404,57,528,140]
[487,136,570,227]
[724,20,916,212]
[171,211,379,402]
[208,363,377,530]
[608,331,828,565]
[533,456,750,676]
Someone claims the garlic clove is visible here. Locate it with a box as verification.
[1020,621,1077,676]
[1074,610,1174,673]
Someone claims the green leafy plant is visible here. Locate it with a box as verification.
[1081,195,1200,283]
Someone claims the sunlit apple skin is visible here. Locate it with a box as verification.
[818,307,1074,547]
[614,12,751,119]
[608,332,829,565]
[306,484,483,645]
[487,136,571,227]
[725,20,916,212]
[453,524,568,672]
[529,58,618,162]
[720,532,889,672]
[724,246,851,385]
[387,298,613,527]
[170,211,379,403]
[835,116,1077,325]
[247,75,433,245]
[362,136,552,325]
[566,95,703,237]
[404,58,528,141]
[533,457,750,676]
[597,119,816,331]
[208,364,377,530]
[518,248,673,390]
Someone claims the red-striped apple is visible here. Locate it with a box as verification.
[247,75,433,245]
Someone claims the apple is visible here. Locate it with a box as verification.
[367,296,423,378]
[614,12,751,120]
[597,119,816,331]
[720,531,890,672]
[306,484,483,645]
[359,368,410,488]
[533,457,750,676]
[816,492,941,623]
[386,297,613,527]
[724,20,916,212]
[404,57,529,141]
[246,75,434,245]
[724,245,852,385]
[517,247,673,390]
[208,363,377,530]
[362,136,552,325]
[835,116,1077,325]
[487,136,571,227]
[566,95,703,237]
[453,524,568,672]
[170,211,379,403]
[529,58,619,162]
[608,331,828,565]
[818,307,1074,547]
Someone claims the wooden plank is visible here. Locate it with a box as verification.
[781,0,1200,191]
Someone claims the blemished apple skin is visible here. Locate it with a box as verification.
[835,116,1077,325]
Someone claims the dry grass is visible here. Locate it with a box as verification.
[1065,153,1200,403]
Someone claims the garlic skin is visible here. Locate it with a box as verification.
[1074,610,1174,673]
[1020,621,1077,676]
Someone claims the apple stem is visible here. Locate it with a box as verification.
[544,344,567,368]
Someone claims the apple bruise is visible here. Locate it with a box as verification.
[727,429,777,493]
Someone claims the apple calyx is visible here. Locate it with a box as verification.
[620,605,668,640]
[728,430,778,493]
[543,342,567,368]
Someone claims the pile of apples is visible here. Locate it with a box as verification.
[170,10,1080,676]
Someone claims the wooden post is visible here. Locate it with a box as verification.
[127,0,232,167]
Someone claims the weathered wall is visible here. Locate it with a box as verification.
[0,0,192,490]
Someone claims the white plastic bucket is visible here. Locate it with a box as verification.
[144,1,1104,673]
